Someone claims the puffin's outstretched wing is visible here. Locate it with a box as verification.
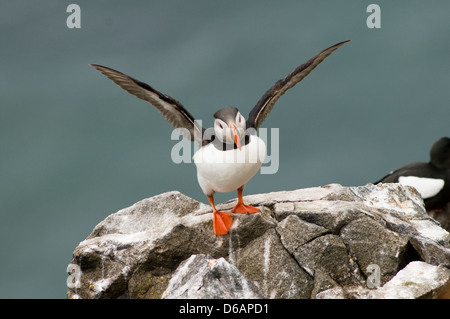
[91,64,206,144]
[247,40,350,129]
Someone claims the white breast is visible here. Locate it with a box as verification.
[193,135,266,195]
[398,176,445,199]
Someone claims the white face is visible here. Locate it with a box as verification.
[214,111,246,145]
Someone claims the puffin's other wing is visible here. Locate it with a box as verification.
[247,40,350,129]
[91,64,206,144]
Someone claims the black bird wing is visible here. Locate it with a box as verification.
[376,162,450,210]
[376,162,448,184]
[375,162,427,184]
[247,40,350,129]
[91,64,207,145]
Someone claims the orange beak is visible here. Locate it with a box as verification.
[232,126,242,151]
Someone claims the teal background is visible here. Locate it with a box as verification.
[1,1,449,298]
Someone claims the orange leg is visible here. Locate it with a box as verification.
[231,187,260,214]
[208,196,233,236]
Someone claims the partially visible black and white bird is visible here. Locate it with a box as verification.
[376,137,450,212]
[91,40,349,235]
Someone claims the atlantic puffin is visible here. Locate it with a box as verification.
[376,137,450,212]
[91,40,349,235]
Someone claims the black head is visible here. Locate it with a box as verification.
[430,137,450,169]
[212,106,246,149]
[213,106,240,122]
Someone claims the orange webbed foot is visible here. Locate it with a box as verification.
[213,211,233,236]
[231,203,260,215]
[208,195,233,236]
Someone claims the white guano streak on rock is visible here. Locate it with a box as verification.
[263,235,271,295]
[228,230,241,266]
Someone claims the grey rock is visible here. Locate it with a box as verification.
[276,215,329,251]
[368,261,450,299]
[67,183,450,299]
[235,229,313,299]
[162,254,261,299]
[340,217,410,285]
[409,235,450,267]
[315,286,346,299]
[294,234,353,284]
[429,204,450,232]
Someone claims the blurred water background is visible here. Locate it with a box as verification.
[0,1,449,298]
